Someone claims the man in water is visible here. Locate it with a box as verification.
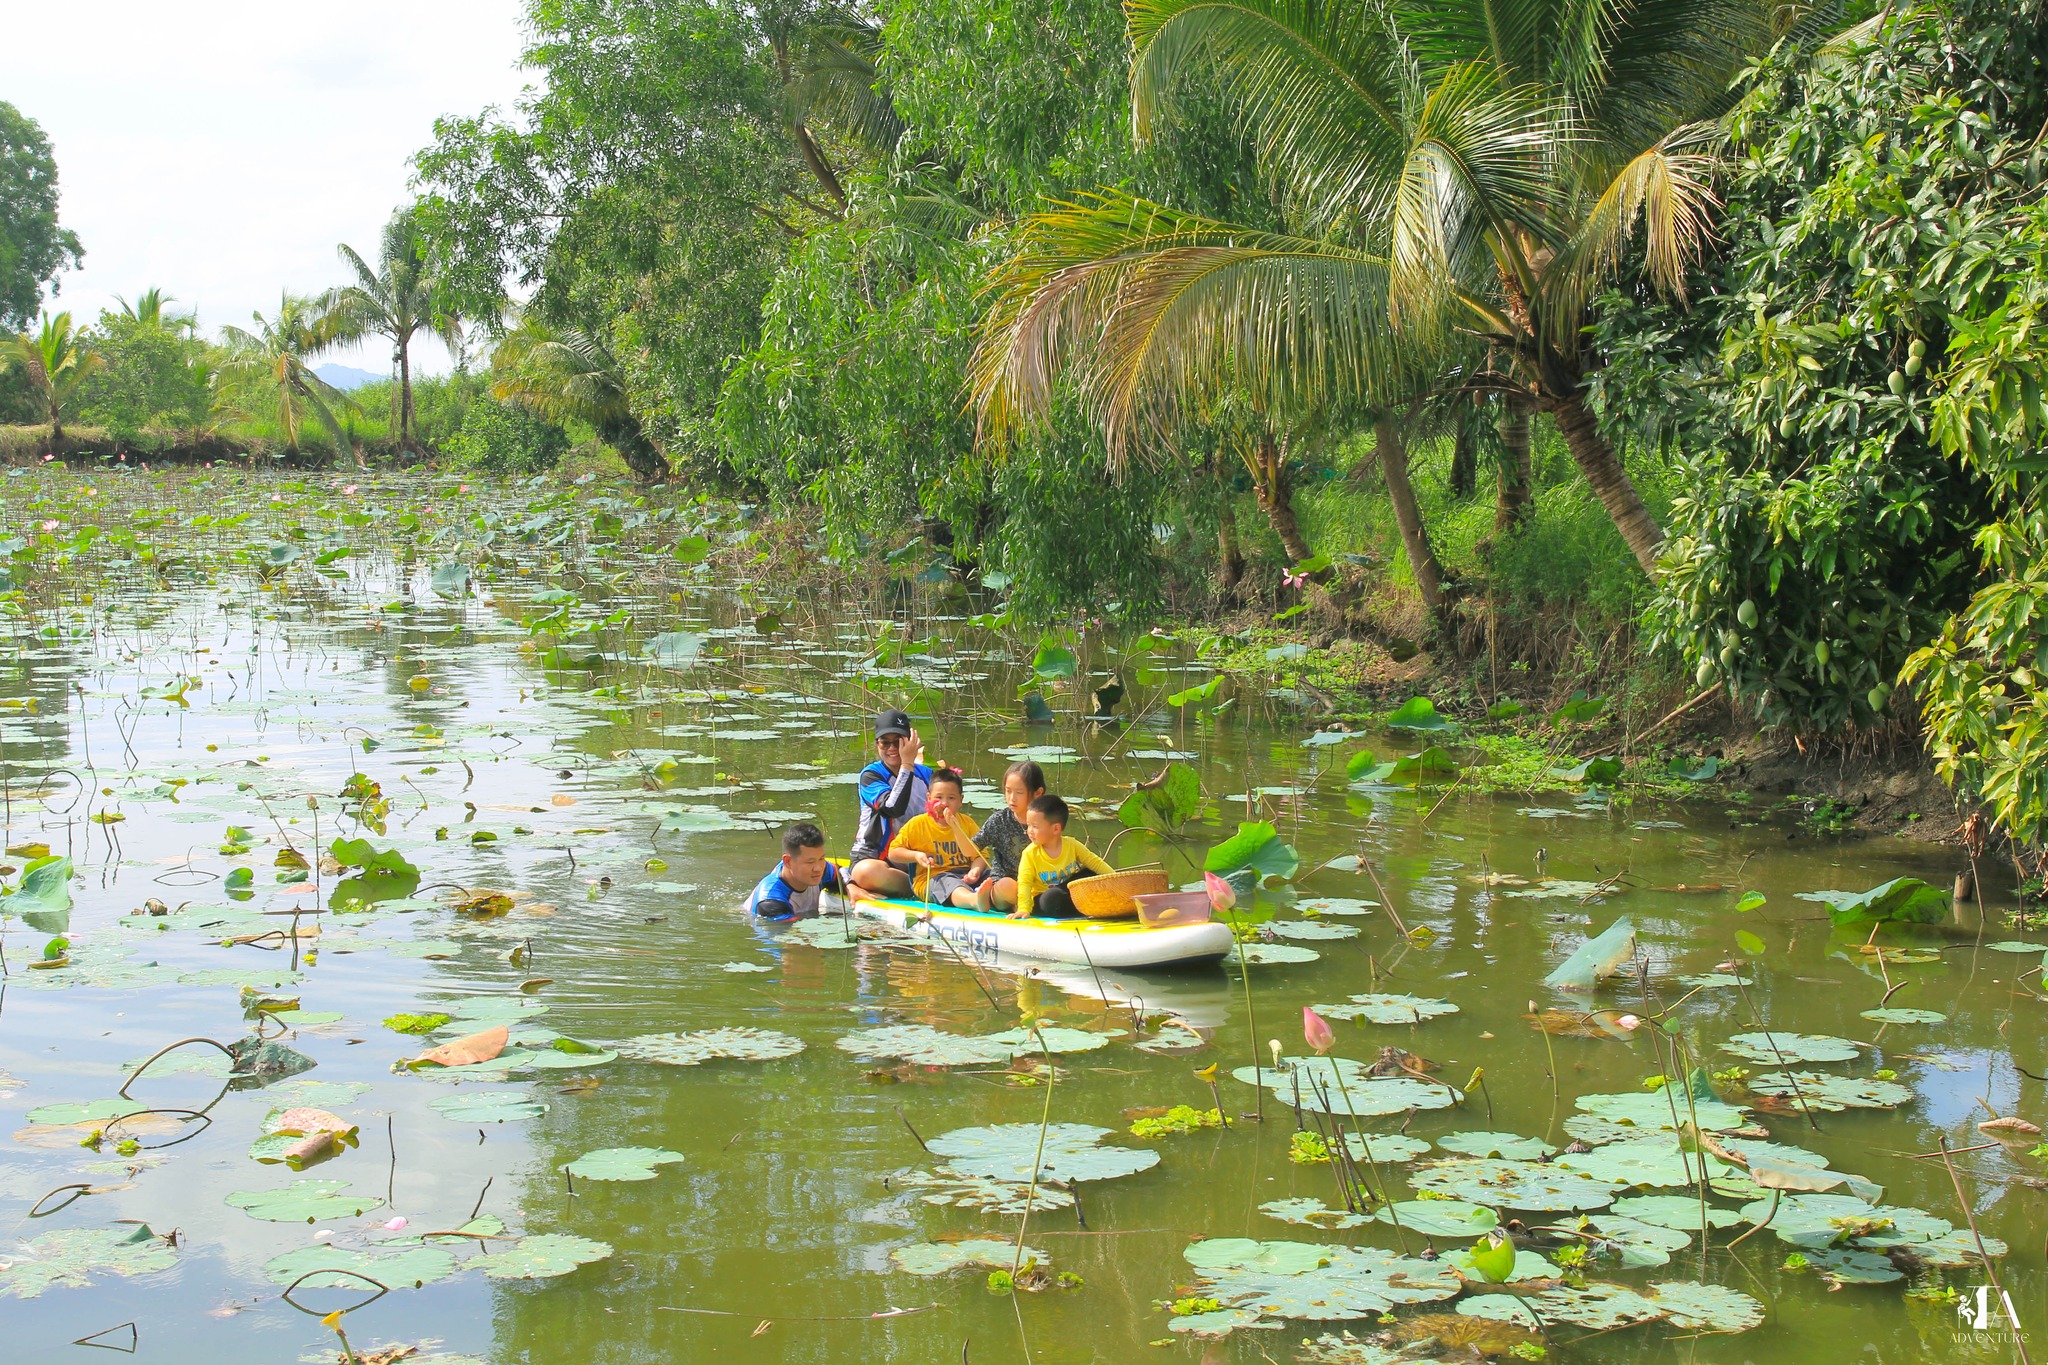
[847,708,928,900]
[746,822,847,920]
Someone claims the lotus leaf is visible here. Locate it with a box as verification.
[1820,878,1949,926]
[1261,1197,1371,1229]
[1234,943,1321,965]
[926,1123,1159,1183]
[1543,918,1636,991]
[1460,1282,1661,1330]
[226,1179,381,1223]
[979,1026,1116,1054]
[619,1028,804,1066]
[890,1238,1048,1276]
[1720,1032,1862,1064]
[834,1025,1014,1067]
[1313,993,1458,1025]
[500,1040,620,1071]
[1550,757,1623,784]
[0,1225,178,1299]
[1294,897,1377,916]
[1358,748,1460,785]
[1385,697,1454,732]
[262,1244,457,1289]
[25,1097,143,1126]
[787,918,861,948]
[1118,762,1200,832]
[1446,1246,1559,1281]
[1910,1230,2010,1266]
[1986,940,2048,954]
[1858,1008,1947,1024]
[1168,1308,1269,1338]
[890,1167,1075,1214]
[1269,920,1361,941]
[429,1091,549,1123]
[1205,822,1300,884]
[10,855,74,933]
[1584,1216,1692,1267]
[1181,1239,1462,1320]
[473,1233,614,1280]
[1746,1072,1912,1111]
[1408,1158,1621,1211]
[1802,1247,1903,1285]
[644,632,705,667]
[1298,1334,1409,1365]
[1340,1133,1431,1164]
[1436,1132,1553,1160]
[1609,1195,1745,1229]
[269,1010,344,1027]
[1233,1059,1460,1116]
[1740,1193,1951,1250]
[1372,1200,1499,1237]
[562,1147,686,1182]
[1556,1139,1734,1189]
[1572,1090,1749,1134]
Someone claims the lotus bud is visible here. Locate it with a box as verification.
[1303,1006,1336,1055]
[383,1216,408,1231]
[1203,871,1237,914]
[1615,1013,1642,1031]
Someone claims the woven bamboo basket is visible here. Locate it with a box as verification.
[1069,867,1169,919]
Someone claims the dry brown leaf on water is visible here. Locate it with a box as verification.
[518,978,552,993]
[1523,1008,1626,1039]
[282,1131,337,1167]
[272,1108,358,1139]
[550,794,576,807]
[406,1024,507,1069]
[1978,1115,2042,1137]
[354,1347,420,1365]
[452,890,515,917]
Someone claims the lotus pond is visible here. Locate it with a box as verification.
[0,469,2041,1365]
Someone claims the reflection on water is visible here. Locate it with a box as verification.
[0,480,2037,1365]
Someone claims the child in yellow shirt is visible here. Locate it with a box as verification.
[1011,793,1112,919]
[886,768,987,906]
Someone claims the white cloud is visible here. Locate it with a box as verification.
[7,0,533,374]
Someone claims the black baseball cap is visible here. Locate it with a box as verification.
[874,709,913,739]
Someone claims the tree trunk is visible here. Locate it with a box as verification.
[1251,433,1316,567]
[398,340,416,454]
[1216,495,1245,591]
[1547,393,1663,574]
[1496,401,1532,532]
[605,416,670,483]
[1449,409,1477,499]
[1375,415,1449,616]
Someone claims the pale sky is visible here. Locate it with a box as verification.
[6,1,534,375]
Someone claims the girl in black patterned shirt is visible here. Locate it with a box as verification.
[972,760,1045,912]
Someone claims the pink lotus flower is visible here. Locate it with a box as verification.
[382,1216,408,1231]
[1283,571,1308,589]
[1303,1006,1336,1055]
[40,520,57,531]
[343,484,358,495]
[1203,871,1237,914]
[1615,1014,1642,1031]
[458,484,470,493]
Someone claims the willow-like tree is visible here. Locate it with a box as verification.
[973,0,1792,576]
[490,321,667,481]
[2,311,100,441]
[334,213,461,453]
[215,293,353,455]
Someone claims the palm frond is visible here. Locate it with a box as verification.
[1544,118,1722,335]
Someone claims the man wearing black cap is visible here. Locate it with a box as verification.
[847,708,930,899]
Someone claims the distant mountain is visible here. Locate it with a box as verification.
[314,363,384,391]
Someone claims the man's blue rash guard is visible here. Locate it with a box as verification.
[745,861,846,921]
[850,760,931,861]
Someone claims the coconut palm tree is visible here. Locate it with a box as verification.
[332,213,461,453]
[116,287,197,333]
[2,312,101,441]
[214,292,353,456]
[490,320,667,481]
[973,0,1790,575]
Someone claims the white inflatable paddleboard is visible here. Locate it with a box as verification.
[854,896,1233,970]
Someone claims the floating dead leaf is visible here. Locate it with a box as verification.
[356,1346,420,1364]
[281,1131,336,1167]
[454,891,514,917]
[14,1113,189,1149]
[518,978,553,993]
[556,1077,603,1095]
[1524,1009,1627,1039]
[271,1108,357,1139]
[1978,1116,2042,1138]
[407,1025,508,1069]
[551,794,576,807]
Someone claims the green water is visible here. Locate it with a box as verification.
[0,473,2039,1365]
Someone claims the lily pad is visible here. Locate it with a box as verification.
[562,1147,686,1182]
[925,1122,1159,1183]
[619,1028,804,1065]
[1858,1008,1947,1024]
[1585,1216,1692,1267]
[0,1225,178,1298]
[1460,1282,1661,1330]
[1610,1194,1745,1229]
[890,1239,1048,1276]
[1372,1200,1499,1237]
[226,1179,381,1223]
[1169,1308,1270,1338]
[262,1244,457,1289]
[1385,697,1454,733]
[1571,1090,1749,1135]
[428,1091,549,1124]
[472,1233,614,1280]
[979,1026,1117,1054]
[1720,1032,1862,1064]
[1205,821,1300,884]
[1181,1239,1461,1320]
[1340,1132,1431,1164]
[24,1098,144,1126]
[834,1025,1013,1067]
[1446,1246,1560,1282]
[1801,1247,1903,1285]
[1408,1159,1622,1211]
[1820,878,1948,927]
[889,1167,1075,1214]
[1983,940,2046,955]
[1556,1139,1732,1189]
[1312,993,1458,1025]
[1261,1197,1372,1230]
[1746,1072,1912,1111]
[1233,943,1321,965]
[1233,1058,1460,1116]
[1436,1131,1553,1160]
[1269,920,1360,941]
